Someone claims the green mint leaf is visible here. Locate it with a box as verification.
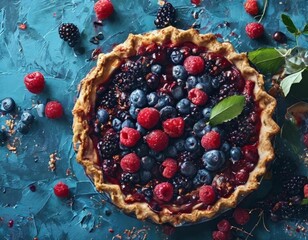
[280,69,305,96]
[281,14,300,35]
[248,48,285,75]
[302,199,308,205]
[302,23,308,34]
[280,120,302,154]
[209,95,245,126]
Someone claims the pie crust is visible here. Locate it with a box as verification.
[72,26,279,226]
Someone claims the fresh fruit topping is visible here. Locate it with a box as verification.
[98,129,119,158]
[217,219,231,232]
[180,161,197,178]
[176,98,191,114]
[162,117,185,138]
[24,72,45,94]
[0,97,16,113]
[170,50,184,64]
[235,169,249,184]
[53,182,69,198]
[137,107,160,129]
[94,0,114,20]
[154,2,176,29]
[154,182,174,202]
[120,127,141,147]
[129,89,147,107]
[97,108,109,124]
[184,136,200,152]
[184,56,205,75]
[188,88,208,106]
[102,159,118,176]
[201,131,221,150]
[230,147,241,162]
[141,156,155,170]
[242,145,258,163]
[120,153,141,173]
[273,31,287,43]
[161,158,178,179]
[304,184,308,198]
[45,101,64,119]
[58,23,80,47]
[193,169,212,186]
[245,22,264,39]
[199,185,216,205]
[172,65,187,80]
[244,0,259,16]
[233,208,250,225]
[146,130,169,151]
[202,150,225,171]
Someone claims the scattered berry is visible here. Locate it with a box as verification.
[161,158,178,179]
[137,107,160,129]
[191,0,201,5]
[245,22,264,39]
[0,129,7,143]
[45,101,64,119]
[146,130,169,151]
[21,111,34,125]
[0,97,16,113]
[244,0,259,16]
[154,2,176,29]
[188,88,208,106]
[94,0,114,20]
[53,182,69,198]
[212,231,230,240]
[58,23,80,47]
[120,153,141,173]
[24,71,45,94]
[120,127,141,147]
[217,219,231,232]
[283,175,308,197]
[273,31,287,43]
[199,185,216,205]
[154,182,174,202]
[201,131,221,150]
[233,208,250,225]
[162,117,185,138]
[184,56,205,75]
[304,184,308,198]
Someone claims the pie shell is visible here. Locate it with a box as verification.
[72,26,280,226]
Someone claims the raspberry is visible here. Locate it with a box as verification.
[53,182,69,198]
[120,127,141,147]
[94,0,114,20]
[244,0,259,16]
[233,208,250,225]
[120,153,141,173]
[199,185,216,205]
[161,158,178,179]
[58,23,80,47]
[184,56,205,75]
[45,101,64,119]
[191,0,201,5]
[201,131,221,150]
[146,130,169,152]
[304,133,308,148]
[154,182,174,202]
[162,117,185,138]
[188,88,208,106]
[304,184,308,198]
[24,71,45,94]
[137,107,160,129]
[217,219,231,232]
[212,231,230,240]
[245,22,264,39]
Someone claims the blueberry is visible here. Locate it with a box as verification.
[151,151,165,162]
[21,111,34,125]
[202,108,211,120]
[174,139,185,151]
[122,119,135,129]
[119,143,130,151]
[135,144,149,157]
[176,98,191,114]
[112,118,122,131]
[141,156,155,170]
[0,97,16,113]
[198,74,211,84]
[186,76,197,89]
[151,64,163,74]
[171,85,184,100]
[170,50,184,64]
[193,119,207,137]
[0,129,7,143]
[180,161,197,178]
[129,89,147,107]
[17,121,30,134]
[160,106,177,121]
[155,95,173,110]
[230,147,241,162]
[211,77,221,89]
[165,145,177,157]
[140,170,152,184]
[202,150,225,171]
[193,169,213,186]
[185,136,199,152]
[172,65,187,80]
[204,125,212,133]
[147,92,159,106]
[97,109,109,124]
[136,123,147,135]
[129,106,139,119]
[196,76,213,94]
[221,142,231,153]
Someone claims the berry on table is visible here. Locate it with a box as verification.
[233,208,250,225]
[245,22,264,39]
[154,182,174,202]
[0,97,16,113]
[161,158,178,179]
[137,107,160,129]
[188,88,208,106]
[94,0,114,20]
[58,23,80,47]
[201,131,221,150]
[183,56,205,75]
[120,127,141,147]
[162,117,185,138]
[217,219,231,232]
[199,185,216,205]
[53,182,69,198]
[21,111,34,125]
[24,71,45,94]
[120,153,141,173]
[17,121,30,134]
[146,130,169,152]
[273,31,287,43]
[154,2,176,29]
[244,0,259,16]
[45,101,64,119]
[212,231,230,240]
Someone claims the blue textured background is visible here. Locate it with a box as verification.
[0,0,307,239]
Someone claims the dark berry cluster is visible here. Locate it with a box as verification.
[58,23,80,47]
[154,2,176,29]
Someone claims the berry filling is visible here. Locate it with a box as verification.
[90,42,261,214]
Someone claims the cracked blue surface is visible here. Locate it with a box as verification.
[0,0,307,239]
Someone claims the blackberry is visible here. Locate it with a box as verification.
[154,2,176,29]
[98,130,119,158]
[217,83,238,101]
[102,159,118,177]
[58,23,80,47]
[121,172,140,184]
[178,151,193,162]
[172,174,193,194]
[99,88,117,109]
[277,203,308,220]
[272,155,296,179]
[283,175,308,197]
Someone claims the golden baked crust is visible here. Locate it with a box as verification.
[72,26,279,226]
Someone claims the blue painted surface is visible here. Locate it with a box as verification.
[0,0,307,239]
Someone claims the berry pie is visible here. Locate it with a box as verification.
[72,27,279,226]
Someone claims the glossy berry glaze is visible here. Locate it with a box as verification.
[90,42,261,214]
